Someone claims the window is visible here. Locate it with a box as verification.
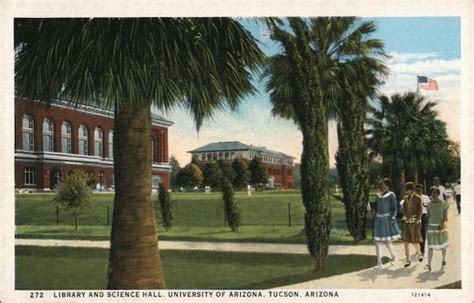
[42,118,54,152]
[218,152,223,160]
[152,175,162,188]
[22,115,34,151]
[94,127,103,157]
[224,152,230,160]
[99,171,105,186]
[78,125,88,155]
[201,153,206,161]
[61,122,72,153]
[24,168,36,185]
[212,153,217,160]
[108,130,113,159]
[207,153,212,161]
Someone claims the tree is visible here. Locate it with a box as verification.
[169,155,181,190]
[248,157,267,187]
[367,92,450,198]
[264,17,386,269]
[53,170,93,231]
[15,18,264,289]
[158,183,172,230]
[335,58,388,242]
[367,159,383,189]
[176,163,203,190]
[202,161,223,190]
[231,158,250,190]
[217,159,236,183]
[222,178,241,231]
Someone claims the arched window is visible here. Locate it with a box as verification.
[42,118,54,152]
[61,122,72,154]
[78,125,88,155]
[108,130,113,159]
[22,115,34,151]
[94,127,103,157]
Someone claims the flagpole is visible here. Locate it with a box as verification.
[416,75,419,93]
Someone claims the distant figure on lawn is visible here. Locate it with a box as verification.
[430,177,447,201]
[425,187,449,272]
[401,182,423,267]
[372,178,400,269]
[453,180,461,215]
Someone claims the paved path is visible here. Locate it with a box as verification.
[15,238,373,256]
[277,198,461,289]
[15,199,461,289]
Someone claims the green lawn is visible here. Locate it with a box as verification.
[15,191,378,244]
[16,246,380,289]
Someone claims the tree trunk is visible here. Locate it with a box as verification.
[108,103,165,289]
[335,97,369,243]
[399,168,406,197]
[300,121,330,271]
[74,209,78,231]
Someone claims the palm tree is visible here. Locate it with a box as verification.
[15,18,265,289]
[264,17,386,269]
[335,58,387,242]
[367,92,450,198]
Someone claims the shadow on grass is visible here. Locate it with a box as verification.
[16,246,378,290]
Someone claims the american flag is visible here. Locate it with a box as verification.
[417,75,438,90]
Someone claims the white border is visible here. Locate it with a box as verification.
[0,1,472,302]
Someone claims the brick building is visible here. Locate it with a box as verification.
[15,98,172,192]
[188,141,295,189]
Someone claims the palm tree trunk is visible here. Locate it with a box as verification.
[300,122,330,271]
[108,103,165,289]
[399,168,406,197]
[335,98,369,242]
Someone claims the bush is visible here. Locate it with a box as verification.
[158,183,173,230]
[222,178,240,231]
[53,170,93,230]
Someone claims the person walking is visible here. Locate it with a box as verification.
[430,177,447,201]
[424,187,449,272]
[401,182,423,267]
[415,184,430,260]
[371,178,401,269]
[453,180,461,215]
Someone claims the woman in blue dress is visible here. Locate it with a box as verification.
[371,178,401,269]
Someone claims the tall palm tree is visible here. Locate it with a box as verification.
[367,92,450,198]
[264,17,386,269]
[335,58,387,242]
[15,18,265,289]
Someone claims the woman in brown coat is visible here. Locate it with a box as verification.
[401,182,423,267]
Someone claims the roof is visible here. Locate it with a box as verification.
[188,141,296,159]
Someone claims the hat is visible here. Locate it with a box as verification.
[405,182,415,191]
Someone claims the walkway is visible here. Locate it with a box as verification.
[277,198,461,289]
[15,199,461,289]
[15,238,373,256]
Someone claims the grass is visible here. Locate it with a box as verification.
[16,246,380,290]
[15,191,378,244]
[16,224,368,245]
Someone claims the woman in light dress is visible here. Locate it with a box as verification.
[425,187,449,272]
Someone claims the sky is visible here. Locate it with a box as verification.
[162,17,461,167]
